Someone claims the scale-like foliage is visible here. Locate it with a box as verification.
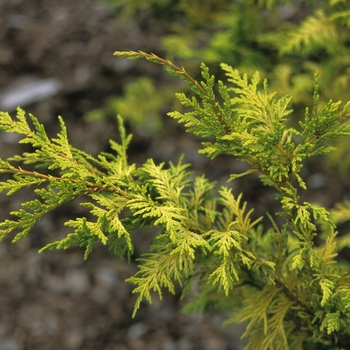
[280,10,339,56]
[2,51,350,348]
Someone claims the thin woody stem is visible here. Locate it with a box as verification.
[0,167,133,199]
[114,51,231,134]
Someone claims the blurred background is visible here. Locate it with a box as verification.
[0,0,350,349]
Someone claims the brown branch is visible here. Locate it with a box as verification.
[115,51,231,134]
[0,167,133,199]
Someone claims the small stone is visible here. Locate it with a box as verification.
[0,338,23,350]
[0,76,62,111]
[64,269,90,294]
[128,322,148,339]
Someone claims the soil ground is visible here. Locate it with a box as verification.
[0,1,349,350]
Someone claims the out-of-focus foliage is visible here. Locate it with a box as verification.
[99,0,350,171]
[99,0,350,106]
[103,0,230,24]
[86,77,175,136]
[160,0,350,105]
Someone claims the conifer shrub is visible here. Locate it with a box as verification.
[95,0,350,172]
[1,51,350,349]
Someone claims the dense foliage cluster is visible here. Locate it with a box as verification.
[95,0,350,172]
[1,49,350,349]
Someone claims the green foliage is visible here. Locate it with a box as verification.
[94,0,350,175]
[86,77,173,136]
[136,0,349,125]
[2,50,350,348]
[156,0,350,101]
[277,1,350,102]
[102,0,230,25]
[162,1,272,72]
[95,0,350,173]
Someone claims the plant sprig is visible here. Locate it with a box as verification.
[2,50,350,348]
